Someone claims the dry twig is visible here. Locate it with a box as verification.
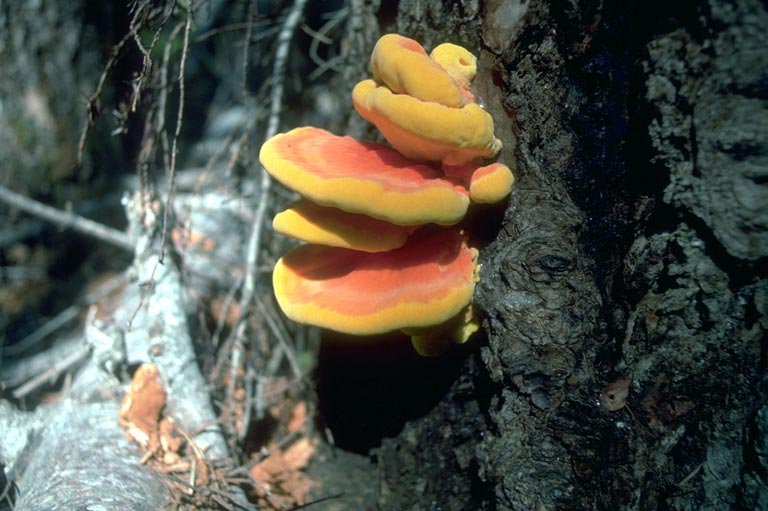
[10,344,89,400]
[2,273,127,358]
[0,184,132,251]
[223,0,309,438]
[75,1,162,165]
[303,7,348,80]
[160,2,193,264]
[238,0,309,327]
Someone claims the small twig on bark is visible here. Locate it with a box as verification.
[0,184,132,251]
[11,344,90,399]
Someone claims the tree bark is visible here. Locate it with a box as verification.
[8,398,168,511]
[372,1,768,509]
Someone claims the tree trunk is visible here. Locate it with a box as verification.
[369,1,768,509]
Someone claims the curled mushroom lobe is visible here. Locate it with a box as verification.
[260,34,515,355]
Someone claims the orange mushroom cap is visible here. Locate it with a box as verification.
[429,42,477,90]
[272,229,479,335]
[260,127,470,226]
[352,79,502,166]
[468,162,515,204]
[273,199,416,252]
[371,34,470,107]
[442,161,515,204]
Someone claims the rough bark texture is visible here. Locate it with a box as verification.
[371,1,768,510]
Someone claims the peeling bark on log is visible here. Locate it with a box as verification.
[128,192,230,462]
[1,335,169,510]
[0,194,238,509]
[371,1,768,510]
[10,398,168,511]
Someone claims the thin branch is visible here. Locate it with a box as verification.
[226,318,246,415]
[211,276,244,348]
[2,308,79,358]
[0,184,132,251]
[11,344,90,399]
[242,0,308,311]
[12,273,126,358]
[149,18,186,199]
[241,0,256,96]
[129,2,173,113]
[224,0,309,431]
[239,366,255,441]
[160,2,193,263]
[195,19,274,43]
[287,492,346,510]
[302,7,348,73]
[76,1,151,166]
[256,296,301,379]
[0,477,16,508]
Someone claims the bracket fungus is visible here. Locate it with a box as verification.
[273,229,478,336]
[429,42,478,89]
[352,80,502,166]
[261,127,470,226]
[261,34,516,355]
[273,199,416,253]
[352,34,502,167]
[369,33,472,108]
[467,163,516,204]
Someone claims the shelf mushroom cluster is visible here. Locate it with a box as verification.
[259,34,515,355]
